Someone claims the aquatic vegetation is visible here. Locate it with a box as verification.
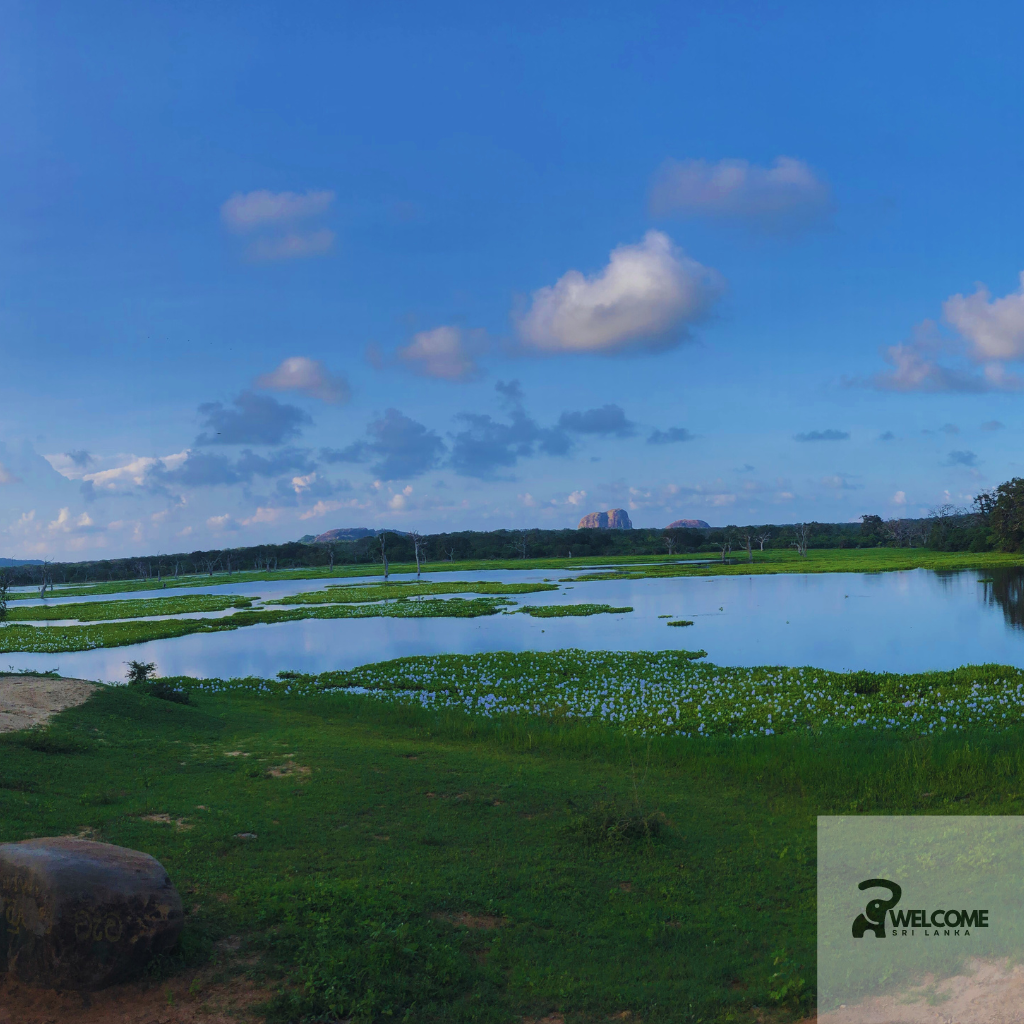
[267,581,557,605]
[172,650,1024,741]
[0,597,512,654]
[6,594,252,621]
[514,603,633,617]
[666,620,693,627]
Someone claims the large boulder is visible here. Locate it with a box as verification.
[666,519,710,529]
[0,837,183,990]
[577,509,633,530]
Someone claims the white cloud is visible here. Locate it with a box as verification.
[255,357,350,404]
[893,490,907,505]
[396,326,484,381]
[221,189,335,231]
[869,337,1022,393]
[240,507,285,526]
[221,189,336,261]
[650,157,830,230]
[566,489,587,506]
[206,513,237,531]
[0,462,19,484]
[943,273,1024,361]
[290,473,317,494]
[517,231,723,355]
[78,452,189,491]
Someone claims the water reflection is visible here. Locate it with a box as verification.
[982,568,1024,630]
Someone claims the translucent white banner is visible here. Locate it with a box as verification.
[818,815,1024,1023]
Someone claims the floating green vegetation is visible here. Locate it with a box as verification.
[666,620,693,627]
[268,581,558,606]
[235,649,1024,741]
[6,594,253,622]
[0,597,512,654]
[514,603,633,618]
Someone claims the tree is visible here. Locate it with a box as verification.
[0,569,11,626]
[411,532,425,579]
[516,529,529,559]
[379,531,390,582]
[663,535,676,556]
[126,660,156,685]
[859,515,884,546]
[756,528,772,551]
[990,478,1024,551]
[736,529,754,563]
[793,523,810,557]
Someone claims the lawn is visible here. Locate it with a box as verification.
[6,656,1024,1022]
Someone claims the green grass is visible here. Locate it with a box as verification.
[8,671,1024,1022]
[5,594,253,621]
[268,581,559,605]
[570,547,1024,582]
[0,597,513,654]
[515,603,633,618]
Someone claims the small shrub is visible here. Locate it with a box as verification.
[563,799,664,845]
[126,659,157,685]
[5,730,91,754]
[845,671,881,695]
[146,680,191,704]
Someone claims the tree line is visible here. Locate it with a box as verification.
[8,481,1024,587]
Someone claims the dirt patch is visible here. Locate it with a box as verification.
[0,675,98,734]
[0,968,272,1024]
[141,813,193,831]
[434,911,505,930]
[265,760,310,779]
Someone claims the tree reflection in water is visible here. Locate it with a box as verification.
[982,568,1024,630]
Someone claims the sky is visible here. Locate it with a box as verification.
[4,1,1024,559]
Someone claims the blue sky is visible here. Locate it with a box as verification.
[4,1,1024,558]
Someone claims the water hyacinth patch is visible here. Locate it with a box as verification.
[162,651,1024,741]
[513,604,633,618]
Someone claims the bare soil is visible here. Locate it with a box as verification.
[0,675,99,733]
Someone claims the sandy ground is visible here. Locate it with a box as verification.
[0,674,100,733]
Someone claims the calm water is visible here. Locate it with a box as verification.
[7,567,1024,682]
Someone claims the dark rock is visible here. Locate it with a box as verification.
[666,519,710,529]
[0,837,183,990]
[577,509,633,530]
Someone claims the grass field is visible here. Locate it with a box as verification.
[5,664,1024,1023]
[12,546,1024,602]
[5,594,254,621]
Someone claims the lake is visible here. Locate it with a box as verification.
[6,566,1024,682]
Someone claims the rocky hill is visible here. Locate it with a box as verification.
[666,519,710,529]
[577,509,633,530]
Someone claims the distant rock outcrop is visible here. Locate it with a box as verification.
[313,528,376,543]
[666,519,710,529]
[578,509,633,530]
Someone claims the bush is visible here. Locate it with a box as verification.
[145,680,191,704]
[126,659,156,685]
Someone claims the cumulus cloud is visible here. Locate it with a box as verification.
[154,447,315,488]
[396,326,485,382]
[0,462,20,484]
[195,391,312,446]
[255,357,350,404]
[220,189,336,261]
[794,429,849,442]
[450,383,571,479]
[65,450,93,468]
[516,231,723,355]
[647,426,694,445]
[869,338,1021,392]
[945,450,979,467]
[943,273,1024,361]
[558,404,635,437]
[650,156,831,231]
[364,409,447,481]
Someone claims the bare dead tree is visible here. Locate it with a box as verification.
[516,529,529,559]
[411,532,425,579]
[718,533,732,562]
[756,528,772,551]
[737,529,754,563]
[663,535,676,556]
[379,531,390,583]
[446,547,456,562]
[793,523,810,557]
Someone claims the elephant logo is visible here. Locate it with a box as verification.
[852,878,902,938]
